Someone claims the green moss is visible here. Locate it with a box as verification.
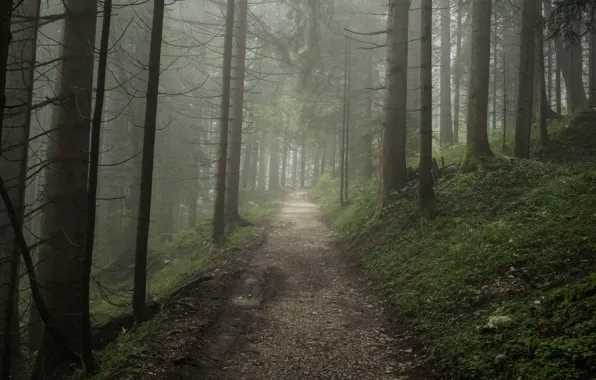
[312,122,596,379]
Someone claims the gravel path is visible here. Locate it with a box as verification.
[201,192,420,380]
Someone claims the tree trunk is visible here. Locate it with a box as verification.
[453,0,463,144]
[491,13,498,132]
[292,148,298,188]
[257,135,267,191]
[536,0,550,145]
[132,0,166,324]
[225,0,247,223]
[590,32,596,107]
[80,0,113,373]
[548,39,553,106]
[281,131,288,187]
[420,0,435,206]
[345,41,351,202]
[380,0,410,202]
[300,131,306,188]
[268,138,280,190]
[462,0,494,170]
[514,0,536,158]
[0,0,12,130]
[502,48,508,152]
[556,41,562,114]
[0,0,40,373]
[440,0,454,146]
[212,0,236,242]
[36,0,98,373]
[240,138,252,190]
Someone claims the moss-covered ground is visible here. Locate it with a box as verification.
[312,118,596,379]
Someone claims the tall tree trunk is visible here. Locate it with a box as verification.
[212,0,236,242]
[514,0,536,158]
[80,0,112,373]
[420,0,435,206]
[0,0,40,372]
[491,13,498,132]
[36,0,98,372]
[268,138,280,190]
[225,0,247,223]
[240,138,252,190]
[340,39,347,205]
[292,148,298,188]
[440,0,454,145]
[0,1,12,130]
[361,50,374,179]
[133,0,166,324]
[300,130,306,188]
[453,0,464,144]
[548,39,553,106]
[502,49,508,152]
[590,33,596,107]
[536,0,550,145]
[462,0,494,170]
[380,0,409,202]
[281,129,288,187]
[257,135,267,191]
[556,42,562,114]
[344,40,351,202]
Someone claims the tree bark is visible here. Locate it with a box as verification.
[462,0,494,170]
[80,0,113,373]
[380,0,409,202]
[440,0,454,146]
[268,138,280,190]
[0,0,40,372]
[420,0,435,206]
[133,0,166,324]
[212,0,236,242]
[590,33,596,107]
[292,148,298,188]
[257,134,267,191]
[225,0,247,223]
[453,0,463,144]
[0,0,12,131]
[514,0,536,158]
[35,0,98,373]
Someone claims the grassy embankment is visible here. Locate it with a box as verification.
[312,117,596,379]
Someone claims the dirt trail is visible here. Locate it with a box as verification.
[198,192,422,380]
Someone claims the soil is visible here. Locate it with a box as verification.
[137,192,431,380]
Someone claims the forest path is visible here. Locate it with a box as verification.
[199,191,419,380]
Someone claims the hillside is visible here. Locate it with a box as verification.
[312,118,596,379]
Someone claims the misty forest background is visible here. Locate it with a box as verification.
[1,0,596,379]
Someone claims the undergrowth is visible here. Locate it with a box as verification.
[83,193,282,380]
[312,119,596,379]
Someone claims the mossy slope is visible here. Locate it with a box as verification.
[313,121,596,379]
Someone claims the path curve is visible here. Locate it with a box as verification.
[202,192,417,380]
